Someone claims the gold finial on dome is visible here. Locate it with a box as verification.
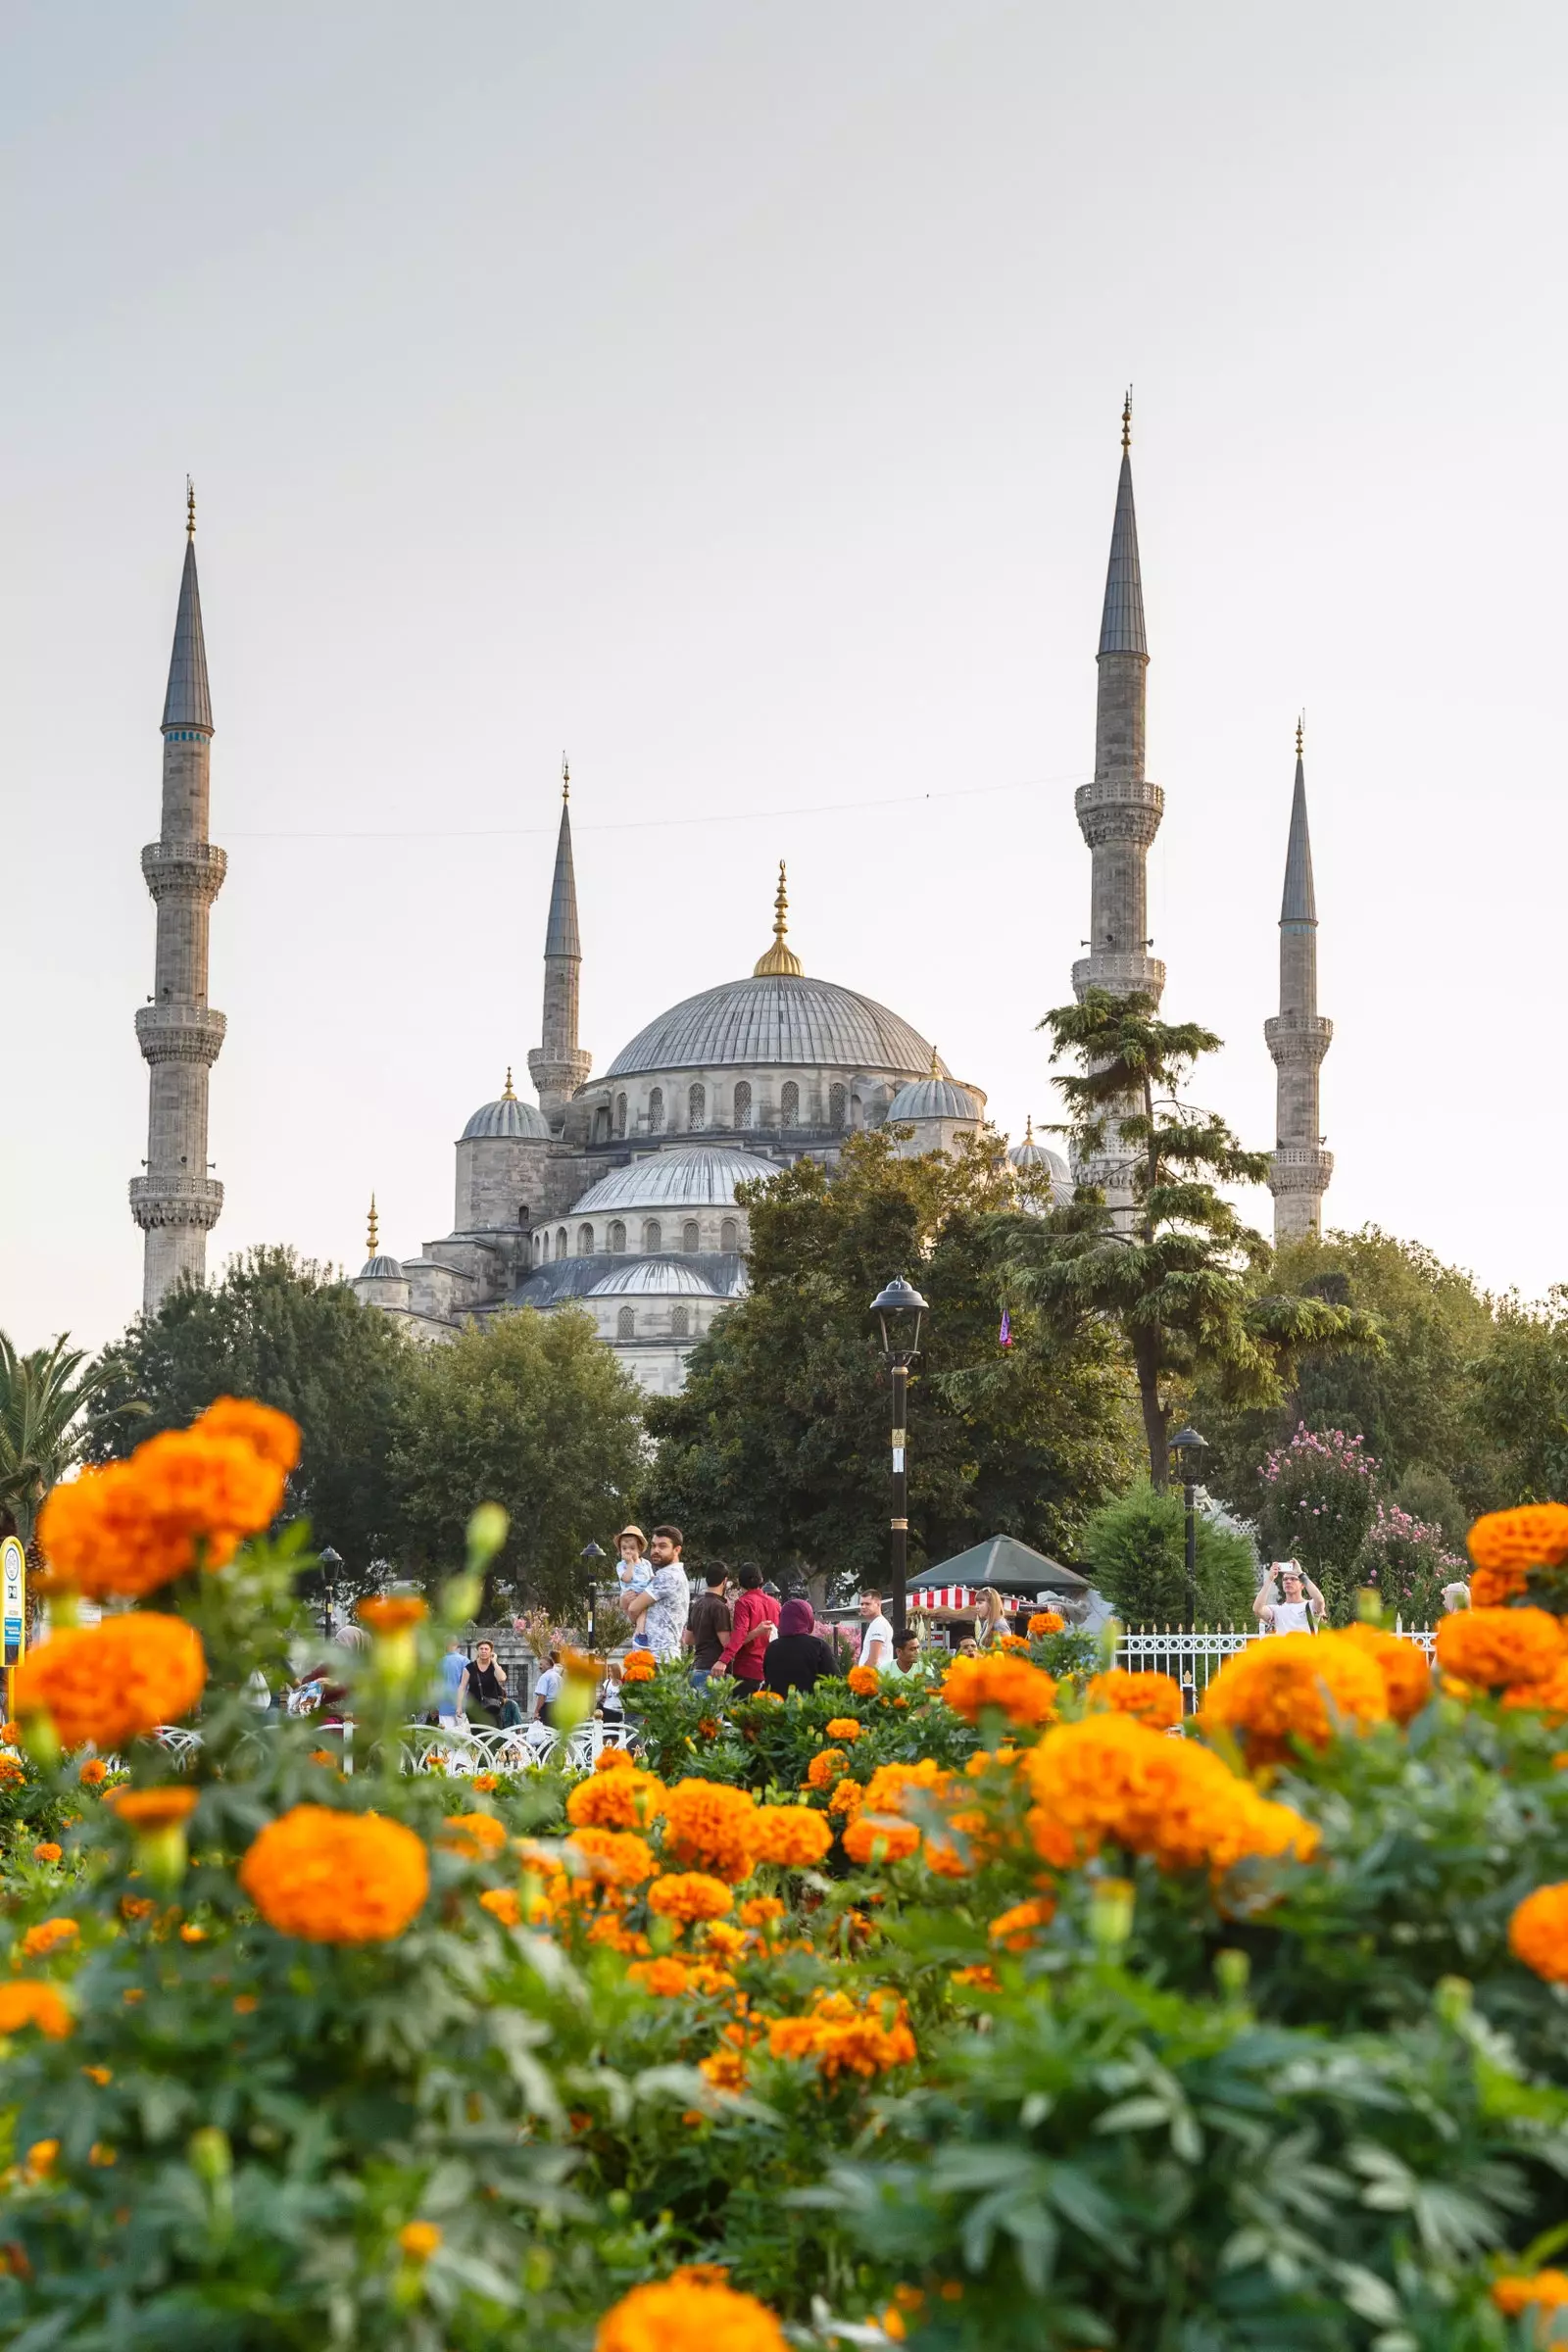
[1121,387,1132,452]
[753,859,804,978]
[1024,1112,1035,1142]
[562,751,569,803]
[502,1066,516,1100]
[367,1193,378,1255]
[186,474,196,538]
[930,1047,941,1078]
[1296,711,1304,760]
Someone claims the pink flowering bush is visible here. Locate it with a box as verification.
[1260,1424,1380,1623]
[1358,1502,1464,1623]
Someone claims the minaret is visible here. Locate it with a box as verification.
[528,754,592,1133]
[129,484,226,1315]
[1266,720,1333,1242]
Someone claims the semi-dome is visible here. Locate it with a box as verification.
[462,1068,551,1141]
[589,1257,723,1298]
[569,1144,778,1216]
[887,1072,981,1123]
[604,973,941,1082]
[360,1252,405,1279]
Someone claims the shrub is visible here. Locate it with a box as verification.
[1081,1485,1257,1626]
[1357,1499,1464,1621]
[1260,1423,1380,1621]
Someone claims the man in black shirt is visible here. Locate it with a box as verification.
[686,1563,732,1690]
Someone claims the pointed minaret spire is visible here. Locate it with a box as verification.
[1098,390,1148,658]
[131,492,226,1312]
[1266,717,1333,1243]
[753,859,804,977]
[528,757,592,1131]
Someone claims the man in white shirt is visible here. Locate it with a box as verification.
[858,1590,894,1672]
[531,1647,564,1721]
[623,1525,691,1663]
[1253,1561,1326,1635]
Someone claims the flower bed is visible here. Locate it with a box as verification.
[1,1419,1567,2347]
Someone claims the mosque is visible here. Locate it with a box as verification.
[131,411,1331,1393]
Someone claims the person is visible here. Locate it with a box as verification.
[1442,1581,1472,1612]
[622,1524,691,1663]
[1253,1561,1326,1635]
[972,1587,1008,1650]
[532,1645,564,1722]
[712,1563,781,1695]
[686,1562,732,1689]
[597,1657,625,1731]
[887,1630,922,1677]
[956,1636,980,1658]
[857,1589,894,1673]
[762,1598,836,1696]
[468,1639,522,1728]
[613,1526,654,1604]
[437,1636,469,1727]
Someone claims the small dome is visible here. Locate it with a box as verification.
[1010,1119,1070,1183]
[462,1068,551,1141]
[887,1074,981,1123]
[589,1257,722,1298]
[359,1252,405,1279]
[570,1144,778,1216]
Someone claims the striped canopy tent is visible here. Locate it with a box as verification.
[911,1535,1089,1613]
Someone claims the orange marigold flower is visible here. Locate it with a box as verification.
[398,2221,442,2263]
[619,1651,657,1684]
[846,1666,880,1696]
[178,1924,207,1943]
[232,1994,258,2014]
[805,1747,847,1790]
[78,1760,109,1788]
[108,1786,199,1831]
[24,2141,59,2178]
[0,1754,24,1786]
[121,1895,155,1923]
[479,1886,523,1927]
[627,1955,692,1996]
[647,1871,735,1925]
[1435,1607,1568,1692]
[749,1805,834,1869]
[1025,1712,1319,1876]
[195,1396,302,1473]
[437,1812,508,1862]
[822,1718,863,1741]
[566,1768,665,1831]
[1508,1882,1568,1984]
[862,1758,948,1814]
[37,1428,286,1600]
[1338,1623,1433,1724]
[699,2045,749,2093]
[32,1843,62,1865]
[0,1721,17,1744]
[1503,1659,1568,1720]
[827,1777,863,1818]
[1086,1668,1184,1730]
[596,2276,787,2352]
[842,1814,919,1865]
[595,1745,636,1772]
[662,1780,760,1884]
[942,1653,1057,1729]
[738,1895,785,1930]
[1493,2272,1568,2316]
[356,1593,428,1636]
[989,1895,1055,1951]
[1469,1503,1568,1574]
[1027,1610,1065,1637]
[564,1827,658,1885]
[1200,1630,1387,1763]
[238,1805,428,1943]
[82,2064,111,2084]
[16,1613,207,1751]
[470,1771,499,1793]
[1469,1564,1529,1609]
[951,1963,1001,1990]
[21,1918,79,1960]
[701,1919,747,1956]
[766,1988,916,2082]
[0,1983,73,2039]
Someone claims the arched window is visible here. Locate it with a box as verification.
[555,1227,567,1259]
[517,1201,529,1226]
[609,1219,626,1253]
[614,1093,627,1138]
[616,1306,635,1341]
[720,1217,738,1252]
[593,1105,611,1143]
[578,1223,594,1255]
[688,1082,706,1131]
[829,1082,847,1130]
[533,1230,544,1260]
[851,1093,863,1128]
[649,1088,664,1133]
[643,1219,662,1252]
[733,1080,752,1128]
[671,1305,690,1339]
[780,1080,800,1127]
[682,1219,700,1253]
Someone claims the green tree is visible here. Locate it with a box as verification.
[89,1246,415,1579]
[388,1305,645,1618]
[1258,1423,1380,1623]
[1016,991,1377,1487]
[1080,1484,1258,1627]
[1468,1286,1568,1507]
[0,1331,142,1566]
[645,1129,1136,1589]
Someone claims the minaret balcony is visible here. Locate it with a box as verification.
[129,1174,224,1231]
[141,840,227,903]
[1268,1144,1334,1194]
[1071,951,1166,1002]
[1074,777,1163,851]
[1264,1013,1332,1063]
[134,1004,227,1065]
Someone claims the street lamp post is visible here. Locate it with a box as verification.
[1167,1428,1208,1636]
[580,1541,607,1647]
[870,1276,929,1643]
[318,1546,343,1646]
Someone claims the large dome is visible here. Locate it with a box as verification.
[570,1144,779,1216]
[604,972,941,1082]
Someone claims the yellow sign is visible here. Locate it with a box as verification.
[1,1533,24,1691]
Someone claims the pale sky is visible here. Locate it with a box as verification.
[4,0,1565,1352]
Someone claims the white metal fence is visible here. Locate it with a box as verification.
[1113,1623,1437,1699]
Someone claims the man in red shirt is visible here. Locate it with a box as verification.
[710,1562,780,1697]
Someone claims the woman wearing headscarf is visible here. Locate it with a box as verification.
[762,1599,837,1697]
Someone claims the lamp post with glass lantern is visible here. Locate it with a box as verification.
[870,1276,929,1642]
[580,1540,607,1648]
[318,1546,343,1646]
[1167,1427,1208,1635]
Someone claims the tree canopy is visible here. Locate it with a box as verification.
[644,1129,1136,1590]
[1080,1484,1259,1628]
